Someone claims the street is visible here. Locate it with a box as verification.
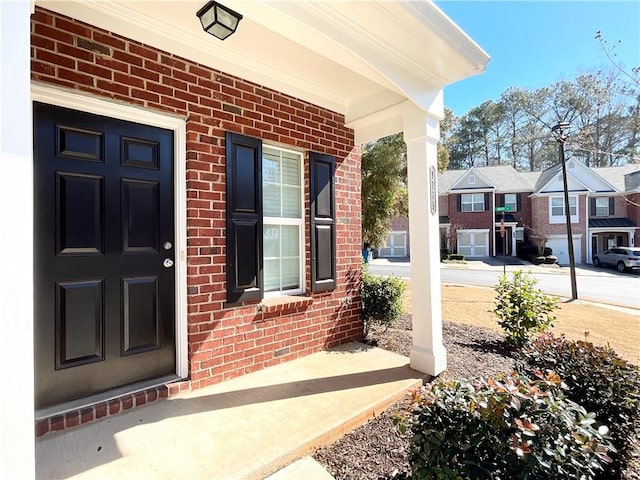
[368,259,640,310]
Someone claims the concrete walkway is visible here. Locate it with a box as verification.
[36,343,425,479]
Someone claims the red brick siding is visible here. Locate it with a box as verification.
[531,195,587,263]
[586,195,628,219]
[31,8,362,397]
[447,192,495,254]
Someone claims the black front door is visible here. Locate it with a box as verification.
[34,103,176,410]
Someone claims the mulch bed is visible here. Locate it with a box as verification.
[313,316,515,480]
[313,315,640,480]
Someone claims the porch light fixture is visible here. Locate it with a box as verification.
[197,1,243,41]
[551,121,578,300]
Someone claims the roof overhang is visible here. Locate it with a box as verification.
[35,0,489,144]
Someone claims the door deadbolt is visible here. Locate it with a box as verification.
[163,241,172,250]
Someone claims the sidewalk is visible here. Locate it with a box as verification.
[36,343,425,479]
[371,256,615,277]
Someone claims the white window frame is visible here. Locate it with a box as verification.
[461,193,485,212]
[595,197,609,217]
[504,193,517,212]
[262,145,305,297]
[549,195,578,224]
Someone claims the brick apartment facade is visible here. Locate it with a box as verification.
[31,7,362,435]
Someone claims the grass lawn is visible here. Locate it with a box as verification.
[406,283,640,365]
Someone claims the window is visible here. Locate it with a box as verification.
[468,175,476,185]
[461,193,485,212]
[591,197,614,217]
[504,193,518,212]
[225,132,336,304]
[263,146,304,295]
[549,195,578,224]
[515,227,524,241]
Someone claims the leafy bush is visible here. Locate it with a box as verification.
[397,372,615,480]
[492,270,558,348]
[361,270,406,337]
[516,333,640,478]
[530,255,545,265]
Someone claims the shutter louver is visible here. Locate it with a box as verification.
[310,152,336,292]
[225,132,263,304]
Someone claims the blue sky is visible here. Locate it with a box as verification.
[436,1,640,116]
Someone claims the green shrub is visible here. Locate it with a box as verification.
[516,333,640,478]
[530,255,545,265]
[492,270,558,348]
[397,372,615,480]
[447,254,465,261]
[360,270,406,338]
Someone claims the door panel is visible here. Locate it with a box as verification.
[34,102,175,410]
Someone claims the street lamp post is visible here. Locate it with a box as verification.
[551,122,578,300]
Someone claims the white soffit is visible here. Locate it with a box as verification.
[35,0,489,137]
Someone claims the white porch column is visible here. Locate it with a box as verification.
[0,0,35,478]
[404,101,447,376]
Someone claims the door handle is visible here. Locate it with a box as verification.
[163,258,174,268]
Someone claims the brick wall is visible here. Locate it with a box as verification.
[447,192,495,253]
[31,7,363,393]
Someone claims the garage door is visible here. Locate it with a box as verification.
[378,231,407,257]
[546,236,582,266]
[457,230,489,257]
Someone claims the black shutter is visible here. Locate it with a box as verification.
[457,194,462,212]
[497,194,504,207]
[484,193,490,211]
[609,197,615,216]
[310,152,336,292]
[590,198,596,216]
[516,194,521,211]
[225,132,263,304]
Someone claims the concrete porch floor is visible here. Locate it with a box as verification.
[36,343,426,479]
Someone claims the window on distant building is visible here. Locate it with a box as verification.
[461,193,485,212]
[504,193,518,212]
[549,195,578,224]
[591,197,615,217]
[468,175,476,185]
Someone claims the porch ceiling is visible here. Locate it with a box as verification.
[35,0,489,142]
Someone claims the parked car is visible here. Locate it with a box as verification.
[593,247,640,272]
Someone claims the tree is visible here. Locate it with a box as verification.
[361,134,406,248]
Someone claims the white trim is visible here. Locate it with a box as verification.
[548,194,579,224]
[30,83,189,381]
[262,144,305,297]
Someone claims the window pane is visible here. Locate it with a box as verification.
[282,186,301,218]
[263,183,281,217]
[595,197,608,216]
[281,258,299,290]
[281,225,299,257]
[263,225,279,257]
[462,203,472,212]
[264,258,280,292]
[263,224,300,292]
[505,194,517,210]
[281,152,300,185]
